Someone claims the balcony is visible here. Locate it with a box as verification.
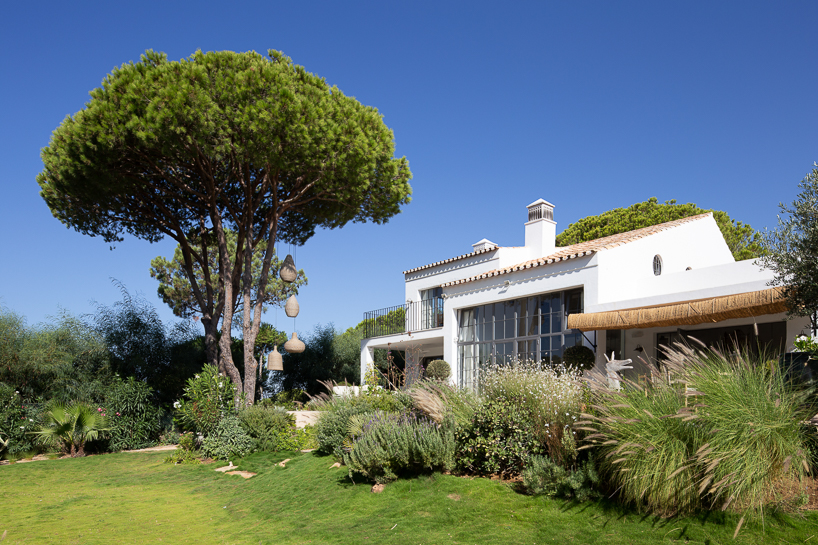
[362,299,444,339]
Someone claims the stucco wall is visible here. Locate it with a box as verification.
[594,215,734,306]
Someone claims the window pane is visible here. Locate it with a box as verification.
[505,318,516,340]
[528,315,538,336]
[540,297,551,315]
[551,294,561,313]
[551,314,562,333]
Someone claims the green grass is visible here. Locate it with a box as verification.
[2,450,816,544]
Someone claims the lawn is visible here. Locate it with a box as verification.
[2,451,816,544]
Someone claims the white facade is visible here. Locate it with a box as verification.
[361,200,810,387]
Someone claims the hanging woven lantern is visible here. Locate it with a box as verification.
[267,345,284,371]
[284,295,299,318]
[284,332,305,354]
[279,254,297,283]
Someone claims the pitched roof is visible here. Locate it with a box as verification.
[440,213,712,287]
[403,244,499,275]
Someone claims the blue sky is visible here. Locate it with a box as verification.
[1,1,816,336]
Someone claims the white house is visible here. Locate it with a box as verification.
[360,199,811,388]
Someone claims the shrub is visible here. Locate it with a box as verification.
[314,389,413,458]
[343,411,455,484]
[269,426,318,452]
[425,360,451,381]
[582,344,815,518]
[456,396,541,477]
[0,383,41,457]
[260,389,308,410]
[480,361,584,466]
[238,405,294,451]
[201,415,254,461]
[522,454,601,502]
[562,346,596,372]
[174,365,237,435]
[104,376,163,451]
[164,431,200,464]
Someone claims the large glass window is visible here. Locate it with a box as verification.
[420,287,444,329]
[457,288,586,389]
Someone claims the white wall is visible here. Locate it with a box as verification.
[594,215,734,306]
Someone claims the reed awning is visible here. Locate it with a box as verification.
[566,287,788,332]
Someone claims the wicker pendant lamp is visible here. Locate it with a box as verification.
[284,332,305,354]
[267,345,284,371]
[284,295,299,317]
[279,254,297,283]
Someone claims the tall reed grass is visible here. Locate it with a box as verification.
[580,342,814,525]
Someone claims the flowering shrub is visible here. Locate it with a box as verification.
[0,383,40,456]
[793,334,818,359]
[479,361,585,465]
[456,396,541,477]
[174,365,237,435]
[104,376,163,451]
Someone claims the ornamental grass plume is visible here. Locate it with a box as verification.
[579,340,814,529]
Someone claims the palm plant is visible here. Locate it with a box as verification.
[32,402,110,457]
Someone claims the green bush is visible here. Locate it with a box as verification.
[165,431,201,464]
[456,396,541,477]
[174,365,237,435]
[562,346,596,372]
[201,415,254,461]
[343,411,455,484]
[238,405,294,451]
[104,376,163,451]
[260,389,308,410]
[0,383,41,457]
[479,361,584,466]
[424,360,451,381]
[522,454,600,502]
[314,390,413,458]
[582,345,814,517]
[269,426,318,452]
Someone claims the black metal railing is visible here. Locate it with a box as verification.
[363,299,444,339]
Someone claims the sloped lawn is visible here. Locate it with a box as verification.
[2,451,815,544]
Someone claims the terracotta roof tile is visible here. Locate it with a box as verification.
[440,213,712,287]
[403,245,499,275]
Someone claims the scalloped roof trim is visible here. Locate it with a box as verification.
[403,245,499,275]
[440,213,712,287]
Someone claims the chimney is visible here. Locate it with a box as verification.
[472,238,495,252]
[525,199,556,257]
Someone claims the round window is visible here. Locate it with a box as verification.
[653,255,662,276]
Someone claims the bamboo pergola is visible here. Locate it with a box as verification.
[566,287,788,332]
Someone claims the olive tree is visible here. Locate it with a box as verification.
[760,165,818,335]
[37,49,412,405]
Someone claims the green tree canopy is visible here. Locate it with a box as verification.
[760,165,818,334]
[555,198,763,261]
[37,49,412,405]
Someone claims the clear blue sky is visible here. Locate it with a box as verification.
[1,1,816,336]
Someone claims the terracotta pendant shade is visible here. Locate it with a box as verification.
[284,295,300,317]
[284,332,305,354]
[267,346,284,371]
[279,254,297,283]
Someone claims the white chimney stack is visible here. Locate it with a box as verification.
[525,199,556,258]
